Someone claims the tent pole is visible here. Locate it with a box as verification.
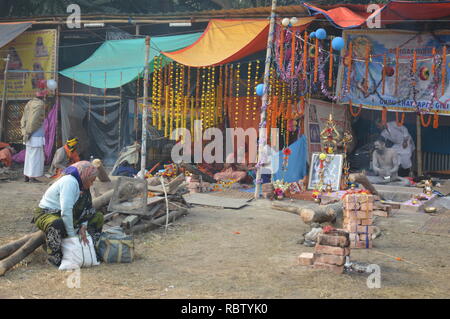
[140,36,150,177]
[416,114,423,177]
[0,54,10,141]
[254,0,277,200]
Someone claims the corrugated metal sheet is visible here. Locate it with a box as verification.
[423,152,450,172]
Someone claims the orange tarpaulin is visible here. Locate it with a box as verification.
[163,18,315,67]
[303,1,450,29]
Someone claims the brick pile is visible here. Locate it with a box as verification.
[298,230,350,274]
[343,194,374,249]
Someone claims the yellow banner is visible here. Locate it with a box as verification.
[0,29,57,100]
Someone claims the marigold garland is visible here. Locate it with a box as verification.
[395,111,405,126]
[420,112,432,127]
[348,100,362,117]
[433,111,439,129]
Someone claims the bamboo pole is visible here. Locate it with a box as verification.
[0,54,10,141]
[254,0,277,200]
[416,115,423,177]
[140,36,151,177]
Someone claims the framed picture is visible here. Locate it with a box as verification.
[307,153,344,191]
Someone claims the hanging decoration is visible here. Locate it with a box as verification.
[320,114,340,154]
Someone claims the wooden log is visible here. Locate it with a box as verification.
[0,231,45,277]
[121,215,141,229]
[126,209,188,235]
[348,172,382,199]
[92,181,146,209]
[0,233,34,260]
[272,201,343,225]
[92,159,111,182]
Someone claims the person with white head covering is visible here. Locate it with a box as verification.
[378,120,415,176]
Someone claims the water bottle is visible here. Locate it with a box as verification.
[90,155,94,162]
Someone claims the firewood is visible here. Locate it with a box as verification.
[0,231,45,277]
[126,209,188,235]
[0,233,35,260]
[272,201,343,225]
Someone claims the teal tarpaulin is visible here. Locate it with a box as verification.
[60,33,202,89]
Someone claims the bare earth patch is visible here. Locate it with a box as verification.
[0,179,449,299]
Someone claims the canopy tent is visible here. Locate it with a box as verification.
[59,32,202,89]
[0,22,32,48]
[303,1,450,29]
[162,18,315,67]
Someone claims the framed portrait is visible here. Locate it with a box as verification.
[309,124,321,143]
[307,153,344,191]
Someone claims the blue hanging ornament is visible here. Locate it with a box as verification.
[331,37,345,51]
[309,31,316,39]
[315,28,327,40]
[256,83,265,97]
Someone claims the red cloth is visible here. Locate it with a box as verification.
[0,142,12,167]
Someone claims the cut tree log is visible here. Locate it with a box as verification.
[92,180,146,210]
[348,172,382,199]
[0,233,34,260]
[92,159,111,182]
[0,231,45,276]
[272,201,343,225]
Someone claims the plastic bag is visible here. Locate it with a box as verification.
[96,227,134,263]
[59,234,100,270]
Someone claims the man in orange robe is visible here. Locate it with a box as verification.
[48,137,80,178]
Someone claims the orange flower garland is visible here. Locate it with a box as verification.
[348,100,362,117]
[420,112,432,128]
[395,112,405,126]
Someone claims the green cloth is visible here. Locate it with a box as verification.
[60,33,202,89]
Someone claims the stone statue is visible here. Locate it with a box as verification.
[367,137,410,186]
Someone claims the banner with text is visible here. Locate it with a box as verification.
[337,29,450,115]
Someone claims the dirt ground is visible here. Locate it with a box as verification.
[0,176,449,299]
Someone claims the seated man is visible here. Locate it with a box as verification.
[367,137,410,186]
[48,137,80,178]
[0,142,15,168]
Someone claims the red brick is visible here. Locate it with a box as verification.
[350,240,373,249]
[314,244,350,256]
[360,218,373,226]
[314,253,346,266]
[373,210,389,217]
[313,262,344,274]
[344,224,357,233]
[317,233,350,248]
[297,253,315,266]
[357,225,374,234]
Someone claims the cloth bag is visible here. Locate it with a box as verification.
[59,234,100,270]
[96,227,134,263]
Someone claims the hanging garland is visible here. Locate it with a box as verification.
[395,111,405,126]
[348,100,363,117]
[420,112,432,127]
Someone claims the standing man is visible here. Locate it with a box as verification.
[378,120,415,177]
[21,80,47,182]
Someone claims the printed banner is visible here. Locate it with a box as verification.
[305,98,347,156]
[0,29,57,100]
[337,29,450,115]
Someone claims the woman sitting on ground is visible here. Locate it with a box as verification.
[33,161,104,266]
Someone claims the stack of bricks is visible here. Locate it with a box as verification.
[343,194,374,249]
[298,230,350,274]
